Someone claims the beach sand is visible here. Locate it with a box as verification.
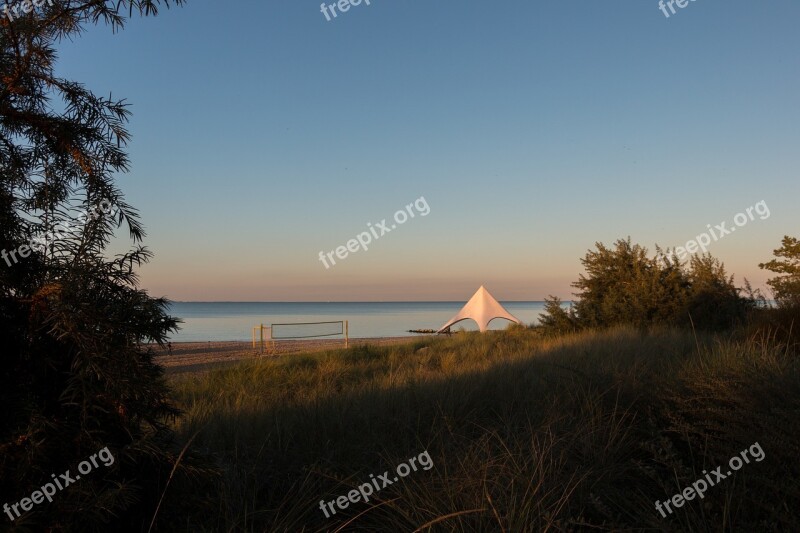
[154,336,426,374]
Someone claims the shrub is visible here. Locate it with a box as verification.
[538,238,755,334]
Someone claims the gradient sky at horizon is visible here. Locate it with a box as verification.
[55,0,800,301]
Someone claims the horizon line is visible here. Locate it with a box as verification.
[169,300,564,304]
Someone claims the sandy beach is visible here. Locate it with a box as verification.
[154,336,425,374]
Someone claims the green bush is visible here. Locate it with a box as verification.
[538,238,755,334]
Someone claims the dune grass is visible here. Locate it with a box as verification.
[169,326,800,531]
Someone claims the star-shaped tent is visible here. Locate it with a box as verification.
[437,285,521,333]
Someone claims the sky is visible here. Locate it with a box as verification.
[55,0,800,301]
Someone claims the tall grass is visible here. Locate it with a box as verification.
[169,326,800,531]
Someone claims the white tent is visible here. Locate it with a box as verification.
[437,285,521,333]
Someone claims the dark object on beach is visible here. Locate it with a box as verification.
[407,328,452,335]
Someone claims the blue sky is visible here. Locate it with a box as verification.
[56,0,800,301]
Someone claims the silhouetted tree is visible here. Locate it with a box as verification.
[759,235,800,307]
[750,236,800,347]
[1,2,215,531]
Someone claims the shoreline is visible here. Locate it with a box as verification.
[155,336,428,375]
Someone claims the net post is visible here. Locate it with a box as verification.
[260,323,264,355]
[345,320,349,348]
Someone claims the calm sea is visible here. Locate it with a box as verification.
[165,302,550,342]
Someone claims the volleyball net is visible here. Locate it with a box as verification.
[252,320,349,354]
